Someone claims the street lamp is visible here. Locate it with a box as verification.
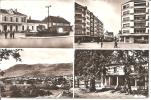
[45,5,51,29]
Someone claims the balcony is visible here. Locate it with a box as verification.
[134,26,146,28]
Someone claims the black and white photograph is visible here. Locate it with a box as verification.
[74,0,149,49]
[0,49,73,98]
[74,50,149,98]
[0,0,74,48]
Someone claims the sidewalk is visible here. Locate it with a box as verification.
[74,42,148,49]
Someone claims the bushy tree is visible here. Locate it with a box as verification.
[75,50,149,93]
[0,49,22,76]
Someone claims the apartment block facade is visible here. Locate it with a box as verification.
[75,2,104,42]
[0,9,27,32]
[120,0,149,43]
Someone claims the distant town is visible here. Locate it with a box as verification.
[0,63,73,98]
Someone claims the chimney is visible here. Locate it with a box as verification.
[14,9,17,12]
[29,16,31,20]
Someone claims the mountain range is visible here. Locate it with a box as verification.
[3,63,72,78]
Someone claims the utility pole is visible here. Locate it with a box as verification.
[45,5,51,29]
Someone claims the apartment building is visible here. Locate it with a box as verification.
[0,9,27,32]
[120,0,149,43]
[75,2,104,42]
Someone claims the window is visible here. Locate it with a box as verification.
[134,15,145,20]
[123,30,129,34]
[123,23,130,28]
[137,77,145,86]
[114,67,117,73]
[16,25,18,31]
[123,11,129,16]
[123,4,129,9]
[16,18,18,22]
[134,2,146,6]
[53,23,56,25]
[87,16,90,20]
[22,26,24,31]
[87,27,90,30]
[10,17,13,22]
[130,78,135,86]
[134,29,145,33]
[4,16,7,21]
[21,18,24,22]
[32,26,34,30]
[87,22,90,25]
[134,8,146,13]
[123,17,130,22]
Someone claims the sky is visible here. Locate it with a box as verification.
[76,0,128,35]
[0,48,73,70]
[0,0,74,25]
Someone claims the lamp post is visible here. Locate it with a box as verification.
[45,5,51,29]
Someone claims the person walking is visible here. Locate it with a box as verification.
[10,30,12,39]
[12,30,15,39]
[100,37,103,48]
[78,38,81,45]
[114,37,118,48]
[4,30,8,39]
[97,37,100,44]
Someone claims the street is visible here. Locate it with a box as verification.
[0,33,73,48]
[74,88,147,99]
[74,42,148,49]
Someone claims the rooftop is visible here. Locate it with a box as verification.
[42,16,70,24]
[0,9,27,16]
[27,19,42,23]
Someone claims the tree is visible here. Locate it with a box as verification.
[75,50,113,91]
[0,49,23,76]
[111,50,149,94]
[75,50,149,94]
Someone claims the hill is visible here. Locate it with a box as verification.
[3,63,72,78]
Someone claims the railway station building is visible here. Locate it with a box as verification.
[0,9,27,32]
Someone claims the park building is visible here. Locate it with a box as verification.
[0,9,27,32]
[75,2,104,42]
[75,63,148,93]
[102,63,148,92]
[120,0,149,43]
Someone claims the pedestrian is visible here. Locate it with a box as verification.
[4,30,8,39]
[10,30,12,39]
[12,30,15,39]
[100,37,103,48]
[78,38,81,45]
[0,30,1,38]
[97,37,100,44]
[114,37,118,48]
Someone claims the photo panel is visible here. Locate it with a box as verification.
[0,0,74,48]
[74,0,149,49]
[74,49,149,99]
[0,48,74,99]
